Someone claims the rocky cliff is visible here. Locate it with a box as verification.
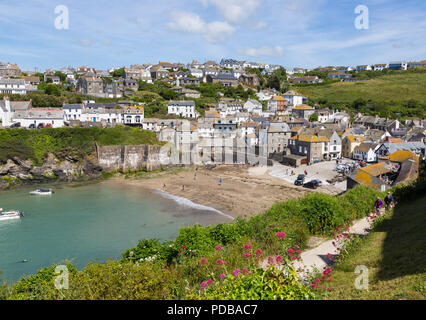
[0,144,166,189]
[0,153,103,189]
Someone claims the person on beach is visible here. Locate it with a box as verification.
[181,185,184,191]
[219,178,222,185]
[384,192,394,211]
[163,183,166,189]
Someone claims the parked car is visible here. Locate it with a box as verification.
[294,174,305,186]
[45,123,52,128]
[311,179,322,186]
[29,124,36,129]
[10,122,21,128]
[37,123,45,129]
[303,180,320,189]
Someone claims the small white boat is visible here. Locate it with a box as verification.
[29,189,54,195]
[0,210,23,221]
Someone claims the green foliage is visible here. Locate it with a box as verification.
[309,113,319,122]
[122,239,177,264]
[12,264,77,299]
[198,266,315,300]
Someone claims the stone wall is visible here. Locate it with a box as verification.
[97,144,164,172]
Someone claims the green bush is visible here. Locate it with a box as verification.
[122,239,177,264]
[194,266,315,300]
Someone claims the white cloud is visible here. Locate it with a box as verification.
[239,45,283,58]
[204,21,235,43]
[251,21,267,30]
[168,11,235,43]
[200,0,262,24]
[168,11,206,33]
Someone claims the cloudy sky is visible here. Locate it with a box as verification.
[0,0,425,71]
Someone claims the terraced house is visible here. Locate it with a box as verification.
[288,134,329,164]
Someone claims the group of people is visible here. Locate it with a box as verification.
[374,192,395,214]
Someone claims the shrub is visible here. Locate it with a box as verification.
[299,193,347,234]
[122,239,177,264]
[193,266,315,300]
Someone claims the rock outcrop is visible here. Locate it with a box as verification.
[0,153,103,189]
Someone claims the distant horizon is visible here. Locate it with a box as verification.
[1,0,425,72]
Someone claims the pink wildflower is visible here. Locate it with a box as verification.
[276,256,284,264]
[243,252,251,259]
[220,273,226,280]
[242,268,249,275]
[200,281,208,290]
[243,243,252,251]
[207,278,214,285]
[233,269,241,277]
[200,258,208,265]
[275,232,286,241]
[215,245,222,251]
[287,248,294,255]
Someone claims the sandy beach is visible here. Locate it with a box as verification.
[103,165,319,219]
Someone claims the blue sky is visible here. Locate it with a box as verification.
[0,0,425,71]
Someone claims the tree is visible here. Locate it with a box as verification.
[309,113,319,122]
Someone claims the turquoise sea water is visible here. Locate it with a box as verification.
[0,181,229,282]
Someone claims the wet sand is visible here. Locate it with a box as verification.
[104,165,310,219]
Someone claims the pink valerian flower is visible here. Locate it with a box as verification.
[243,243,253,251]
[276,256,284,264]
[287,248,295,256]
[200,282,208,290]
[291,256,297,261]
[275,232,286,241]
[243,252,251,259]
[216,259,224,265]
[220,273,226,281]
[232,269,241,277]
[207,278,214,285]
[215,245,223,251]
[242,268,250,275]
[267,256,275,266]
[294,245,300,250]
[256,249,263,256]
[200,258,208,265]
[182,245,187,249]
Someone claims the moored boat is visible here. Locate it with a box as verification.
[29,189,54,195]
[0,210,23,221]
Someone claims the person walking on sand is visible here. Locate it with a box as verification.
[181,185,184,191]
[163,183,166,190]
[219,178,222,185]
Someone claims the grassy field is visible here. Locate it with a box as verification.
[295,71,426,103]
[324,195,426,300]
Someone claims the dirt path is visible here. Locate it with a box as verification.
[293,215,377,274]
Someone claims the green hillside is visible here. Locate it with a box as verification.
[294,69,426,119]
